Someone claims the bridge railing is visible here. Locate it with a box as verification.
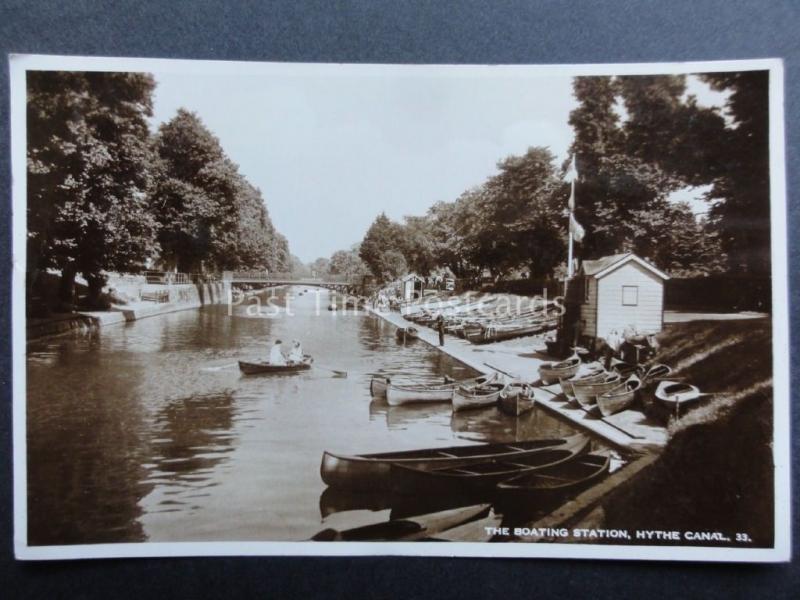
[223,271,354,284]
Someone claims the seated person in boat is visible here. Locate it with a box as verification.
[288,340,303,363]
[269,339,287,366]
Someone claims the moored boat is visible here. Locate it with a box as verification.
[572,372,621,407]
[452,382,508,413]
[497,452,611,498]
[497,383,535,416]
[320,434,581,490]
[310,503,491,542]
[385,373,496,406]
[597,375,642,417]
[538,354,581,384]
[238,355,314,375]
[395,326,419,340]
[370,375,390,398]
[390,434,590,493]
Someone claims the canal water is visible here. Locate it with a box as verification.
[26,286,579,545]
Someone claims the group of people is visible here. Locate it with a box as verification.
[269,339,304,365]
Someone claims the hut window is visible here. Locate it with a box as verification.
[622,285,639,306]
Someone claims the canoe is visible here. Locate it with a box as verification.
[538,354,581,384]
[390,434,590,493]
[238,355,313,375]
[654,380,709,412]
[497,383,535,416]
[395,326,419,340]
[386,373,496,406]
[370,375,390,398]
[497,452,611,498]
[572,372,621,407]
[597,375,642,417]
[463,319,558,344]
[320,434,583,490]
[310,503,491,542]
[426,509,502,542]
[452,382,508,413]
[559,367,606,399]
[641,363,673,382]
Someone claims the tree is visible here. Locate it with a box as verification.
[329,248,369,281]
[359,213,406,281]
[27,71,160,306]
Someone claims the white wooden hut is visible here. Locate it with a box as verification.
[400,273,425,302]
[577,253,669,343]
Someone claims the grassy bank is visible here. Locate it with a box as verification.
[603,317,775,547]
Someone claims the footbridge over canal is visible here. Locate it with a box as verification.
[223,271,357,291]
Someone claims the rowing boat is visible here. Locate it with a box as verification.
[497,383,535,416]
[559,366,606,399]
[610,360,642,379]
[497,452,611,498]
[538,354,581,384]
[641,363,673,382]
[385,373,497,406]
[390,434,589,493]
[395,326,419,340]
[320,435,581,490]
[597,375,642,417]
[238,355,313,375]
[310,503,491,541]
[452,382,508,413]
[370,375,390,398]
[654,380,709,412]
[572,372,621,407]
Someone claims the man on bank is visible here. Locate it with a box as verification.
[436,314,446,346]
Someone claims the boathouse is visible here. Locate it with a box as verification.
[400,273,425,301]
[577,253,669,343]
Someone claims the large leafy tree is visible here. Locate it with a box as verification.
[359,213,407,281]
[27,71,160,305]
[329,247,369,282]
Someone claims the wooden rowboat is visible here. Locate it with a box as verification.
[395,326,419,340]
[497,452,611,498]
[452,382,508,413]
[320,435,580,491]
[238,355,313,375]
[559,367,606,399]
[538,354,581,384]
[370,375,390,398]
[654,380,710,413]
[386,373,496,406]
[390,434,589,493]
[497,383,535,416]
[310,503,491,542]
[642,363,673,382]
[572,372,621,407]
[597,375,642,417]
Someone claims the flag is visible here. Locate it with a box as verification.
[563,155,578,184]
[569,212,585,243]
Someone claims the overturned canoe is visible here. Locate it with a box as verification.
[320,434,582,491]
[538,354,581,384]
[497,383,535,416]
[497,452,611,498]
[572,372,621,408]
[310,503,491,542]
[597,375,642,417]
[238,355,313,375]
[386,373,496,406]
[390,434,589,493]
[452,382,508,413]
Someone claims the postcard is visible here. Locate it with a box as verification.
[10,55,790,561]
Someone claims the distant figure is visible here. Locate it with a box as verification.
[269,339,287,366]
[288,339,303,363]
[436,314,445,346]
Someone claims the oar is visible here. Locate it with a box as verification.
[483,362,520,380]
[316,364,348,378]
[200,363,239,372]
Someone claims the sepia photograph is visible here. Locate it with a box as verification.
[10,55,790,561]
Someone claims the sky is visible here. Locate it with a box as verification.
[149,67,727,263]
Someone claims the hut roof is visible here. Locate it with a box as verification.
[581,253,670,280]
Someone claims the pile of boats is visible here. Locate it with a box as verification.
[538,353,711,418]
[401,293,559,344]
[315,432,611,541]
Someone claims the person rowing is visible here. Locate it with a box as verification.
[288,339,303,363]
[269,339,287,366]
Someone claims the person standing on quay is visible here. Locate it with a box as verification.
[436,314,445,346]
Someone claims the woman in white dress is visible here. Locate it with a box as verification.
[269,339,287,366]
[287,340,303,363]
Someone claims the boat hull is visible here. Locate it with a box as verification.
[370,376,390,398]
[497,453,611,499]
[573,374,622,407]
[238,356,313,375]
[538,356,581,384]
[497,386,535,416]
[452,383,507,413]
[385,373,495,406]
[597,377,641,417]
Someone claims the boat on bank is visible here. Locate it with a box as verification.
[497,452,611,499]
[310,503,492,542]
[452,382,508,412]
[654,380,709,413]
[538,354,581,384]
[389,434,589,493]
[559,365,606,399]
[320,434,583,490]
[597,375,642,417]
[572,372,621,407]
[238,355,314,375]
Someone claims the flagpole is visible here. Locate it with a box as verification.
[567,176,575,279]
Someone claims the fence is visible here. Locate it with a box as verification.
[143,271,220,285]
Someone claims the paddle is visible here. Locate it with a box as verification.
[315,365,348,378]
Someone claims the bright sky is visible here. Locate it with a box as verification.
[149,69,726,262]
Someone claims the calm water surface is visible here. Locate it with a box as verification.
[27,286,579,545]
